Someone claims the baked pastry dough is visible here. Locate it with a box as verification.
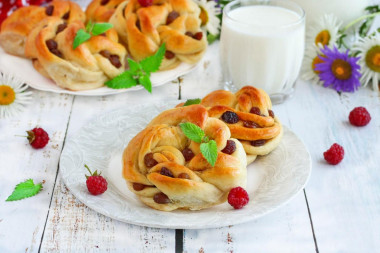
[180,86,283,164]
[0,1,85,57]
[109,0,207,70]
[86,0,126,22]
[24,18,126,90]
[123,104,247,211]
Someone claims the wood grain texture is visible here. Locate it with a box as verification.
[183,193,315,253]
[39,84,179,252]
[0,91,74,253]
[283,81,380,253]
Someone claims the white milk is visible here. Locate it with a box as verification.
[220,5,305,95]
[291,0,370,27]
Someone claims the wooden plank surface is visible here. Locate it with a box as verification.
[39,84,179,252]
[284,82,380,253]
[0,91,74,253]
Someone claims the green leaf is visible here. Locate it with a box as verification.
[91,23,113,36]
[183,98,201,106]
[207,33,219,44]
[179,122,205,143]
[200,140,218,167]
[359,17,374,37]
[105,71,137,89]
[139,74,152,93]
[365,5,380,14]
[128,58,142,73]
[85,20,93,32]
[6,179,43,201]
[73,29,91,49]
[140,43,166,73]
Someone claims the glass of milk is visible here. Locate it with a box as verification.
[220,0,305,104]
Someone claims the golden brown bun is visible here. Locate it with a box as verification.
[24,18,126,91]
[197,86,283,164]
[86,0,127,22]
[0,1,85,57]
[109,0,207,70]
[122,105,247,211]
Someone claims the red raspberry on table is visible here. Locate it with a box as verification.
[228,187,249,209]
[349,107,371,127]
[323,143,344,165]
[85,165,108,195]
[27,127,49,149]
[138,0,153,7]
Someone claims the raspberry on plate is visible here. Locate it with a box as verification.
[228,187,249,209]
[27,127,49,149]
[323,143,344,165]
[85,165,108,195]
[349,107,371,127]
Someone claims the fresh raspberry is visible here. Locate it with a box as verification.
[323,143,344,165]
[138,0,153,7]
[228,187,249,209]
[85,165,107,195]
[27,127,49,149]
[349,107,371,127]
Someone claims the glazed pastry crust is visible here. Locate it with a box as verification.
[188,86,283,164]
[25,18,126,90]
[109,0,207,70]
[123,105,247,211]
[0,1,85,57]
[86,0,126,22]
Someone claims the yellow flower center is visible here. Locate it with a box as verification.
[315,30,330,46]
[312,55,324,74]
[0,85,16,105]
[365,45,380,72]
[331,59,352,80]
[199,6,209,26]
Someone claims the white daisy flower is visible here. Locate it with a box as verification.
[301,45,324,85]
[194,0,221,35]
[307,13,342,49]
[352,32,380,91]
[0,72,33,118]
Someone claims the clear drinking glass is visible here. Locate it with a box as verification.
[220,0,305,104]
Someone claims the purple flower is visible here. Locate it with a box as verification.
[315,46,361,92]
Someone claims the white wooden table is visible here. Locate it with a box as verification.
[1,28,380,253]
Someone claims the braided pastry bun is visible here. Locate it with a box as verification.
[24,17,126,91]
[190,86,283,164]
[0,1,85,57]
[123,105,247,211]
[109,0,207,70]
[86,0,126,22]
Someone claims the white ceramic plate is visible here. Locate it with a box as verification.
[0,47,198,96]
[59,102,311,229]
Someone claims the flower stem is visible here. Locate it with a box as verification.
[342,12,380,33]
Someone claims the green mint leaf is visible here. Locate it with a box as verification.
[128,58,142,73]
[91,23,113,36]
[73,29,91,49]
[105,71,137,89]
[179,122,205,143]
[200,140,218,167]
[85,20,93,32]
[140,43,166,73]
[6,179,43,201]
[139,74,152,93]
[183,98,201,106]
